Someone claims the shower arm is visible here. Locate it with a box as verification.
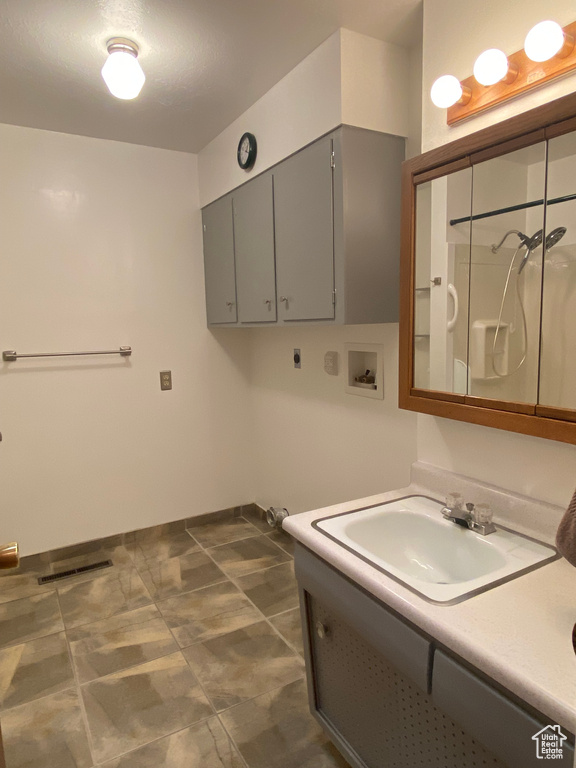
[491,230,527,254]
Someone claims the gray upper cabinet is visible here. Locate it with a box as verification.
[233,172,276,323]
[202,194,237,324]
[274,135,335,321]
[201,125,405,326]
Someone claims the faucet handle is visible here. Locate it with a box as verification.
[446,492,463,510]
[473,503,493,525]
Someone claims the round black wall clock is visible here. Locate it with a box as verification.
[237,132,257,170]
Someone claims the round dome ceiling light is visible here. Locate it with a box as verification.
[473,49,518,86]
[524,20,574,62]
[430,75,471,109]
[101,38,146,100]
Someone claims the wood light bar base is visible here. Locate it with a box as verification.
[447,21,576,126]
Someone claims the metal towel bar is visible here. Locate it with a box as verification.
[2,346,132,361]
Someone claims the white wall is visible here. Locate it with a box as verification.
[199,28,418,515]
[420,0,576,506]
[198,31,342,208]
[198,29,412,207]
[0,124,254,556]
[340,29,410,139]
[249,325,416,514]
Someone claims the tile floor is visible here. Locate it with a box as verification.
[0,512,350,768]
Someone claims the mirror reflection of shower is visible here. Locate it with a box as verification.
[491,227,567,378]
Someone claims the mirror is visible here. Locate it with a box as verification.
[400,90,576,443]
[539,131,576,411]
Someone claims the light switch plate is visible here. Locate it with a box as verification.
[324,351,338,375]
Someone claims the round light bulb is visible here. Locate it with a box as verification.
[524,20,565,62]
[430,75,464,108]
[102,47,145,100]
[473,49,509,86]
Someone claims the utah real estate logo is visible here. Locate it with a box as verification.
[532,725,568,760]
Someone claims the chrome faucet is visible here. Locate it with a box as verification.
[441,499,497,536]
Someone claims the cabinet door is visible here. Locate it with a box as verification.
[202,195,237,324]
[432,650,574,768]
[274,136,335,321]
[233,173,277,323]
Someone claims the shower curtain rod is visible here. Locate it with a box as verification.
[2,347,132,361]
[449,192,576,226]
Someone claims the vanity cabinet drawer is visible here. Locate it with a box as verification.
[432,650,574,768]
[295,544,431,692]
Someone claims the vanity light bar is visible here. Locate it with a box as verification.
[444,20,576,125]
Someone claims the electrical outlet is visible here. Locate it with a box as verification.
[160,371,172,390]
[293,349,301,369]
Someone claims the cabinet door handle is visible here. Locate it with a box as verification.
[226,301,235,307]
[264,299,272,306]
[316,621,329,639]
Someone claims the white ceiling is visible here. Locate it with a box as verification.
[0,0,422,154]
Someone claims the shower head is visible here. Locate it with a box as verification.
[491,229,542,254]
[517,229,543,275]
[545,226,567,250]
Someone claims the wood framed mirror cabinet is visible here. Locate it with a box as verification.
[400,91,576,444]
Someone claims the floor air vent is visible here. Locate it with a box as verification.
[38,559,113,584]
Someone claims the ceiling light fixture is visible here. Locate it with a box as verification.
[524,20,574,62]
[101,38,145,100]
[430,75,471,109]
[473,49,518,86]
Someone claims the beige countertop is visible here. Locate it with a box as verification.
[283,466,576,735]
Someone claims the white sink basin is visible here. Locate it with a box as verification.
[314,495,558,603]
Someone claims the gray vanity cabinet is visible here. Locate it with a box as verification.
[295,544,574,768]
[273,135,335,321]
[232,172,277,323]
[202,194,237,324]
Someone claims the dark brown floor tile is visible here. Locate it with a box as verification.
[58,567,153,630]
[185,507,240,529]
[269,608,305,655]
[265,528,295,556]
[220,678,350,768]
[47,534,124,566]
[240,505,270,533]
[98,716,244,768]
[0,567,54,606]
[49,544,132,578]
[82,651,212,763]
[157,581,261,647]
[1,687,92,768]
[68,604,178,683]
[0,632,74,710]
[138,551,227,601]
[183,620,304,712]
[0,592,64,650]
[207,536,291,578]
[236,562,299,617]
[127,531,200,567]
[123,520,185,544]
[187,517,260,548]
